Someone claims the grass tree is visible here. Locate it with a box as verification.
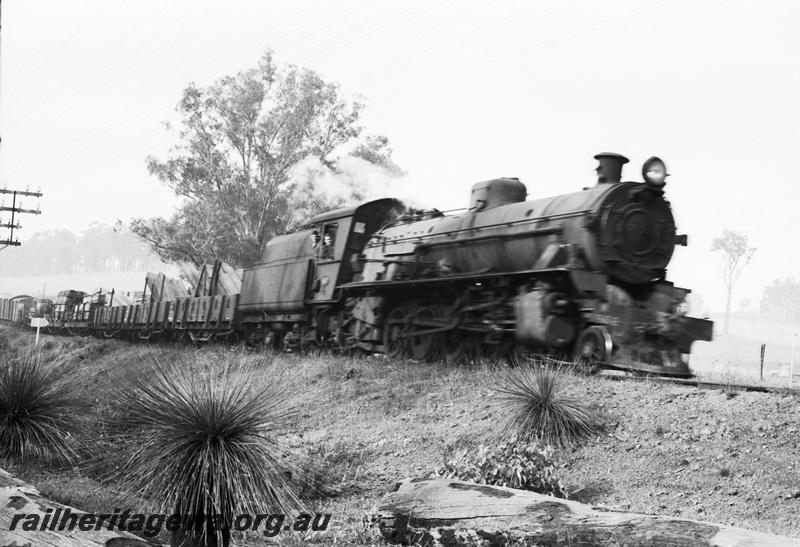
[495,364,605,448]
[109,351,306,547]
[0,347,86,463]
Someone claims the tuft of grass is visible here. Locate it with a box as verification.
[303,440,374,497]
[495,364,605,448]
[0,327,35,354]
[105,351,310,546]
[0,347,86,463]
[723,389,739,399]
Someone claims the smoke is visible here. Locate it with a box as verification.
[286,155,469,232]
[285,156,427,230]
[290,156,411,201]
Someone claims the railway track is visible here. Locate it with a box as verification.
[601,372,800,397]
[6,316,795,397]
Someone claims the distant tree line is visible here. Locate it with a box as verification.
[0,223,165,277]
[760,278,800,324]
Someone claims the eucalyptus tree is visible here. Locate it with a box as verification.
[132,50,402,268]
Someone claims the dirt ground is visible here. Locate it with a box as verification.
[4,327,800,545]
[277,349,800,543]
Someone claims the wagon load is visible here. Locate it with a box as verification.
[180,260,242,297]
[108,291,134,307]
[144,271,189,302]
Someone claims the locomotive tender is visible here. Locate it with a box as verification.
[0,153,712,377]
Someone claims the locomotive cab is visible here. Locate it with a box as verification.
[238,198,405,329]
[306,198,406,303]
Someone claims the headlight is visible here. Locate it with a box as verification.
[642,157,667,187]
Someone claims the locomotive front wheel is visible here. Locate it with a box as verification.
[443,330,465,364]
[574,326,613,374]
[408,307,439,362]
[444,331,481,365]
[383,307,410,358]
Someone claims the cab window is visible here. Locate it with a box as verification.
[320,223,338,260]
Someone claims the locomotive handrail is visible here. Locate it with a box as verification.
[369,210,590,249]
[339,266,576,290]
[378,209,447,231]
[415,225,564,250]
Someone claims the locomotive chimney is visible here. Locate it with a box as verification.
[594,153,629,184]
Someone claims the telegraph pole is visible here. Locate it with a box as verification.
[0,188,43,248]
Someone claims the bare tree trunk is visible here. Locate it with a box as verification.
[374,479,800,547]
[724,285,732,336]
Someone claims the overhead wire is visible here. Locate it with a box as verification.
[377,0,723,111]
[287,1,485,75]
[6,0,170,106]
[3,0,722,200]
[3,1,557,181]
[2,0,105,98]
[4,0,218,137]
[2,0,328,157]
[343,0,553,87]
[366,0,672,105]
[2,1,381,182]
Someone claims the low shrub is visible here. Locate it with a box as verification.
[429,440,567,498]
[495,364,605,447]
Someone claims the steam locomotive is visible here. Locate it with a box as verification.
[0,153,712,376]
[241,151,712,376]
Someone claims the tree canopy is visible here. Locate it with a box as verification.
[710,229,756,335]
[760,278,800,324]
[131,50,403,268]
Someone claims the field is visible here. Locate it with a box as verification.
[691,314,800,383]
[2,325,800,546]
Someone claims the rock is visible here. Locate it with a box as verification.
[0,468,154,547]
[374,479,800,547]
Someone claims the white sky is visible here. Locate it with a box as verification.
[1,0,799,314]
